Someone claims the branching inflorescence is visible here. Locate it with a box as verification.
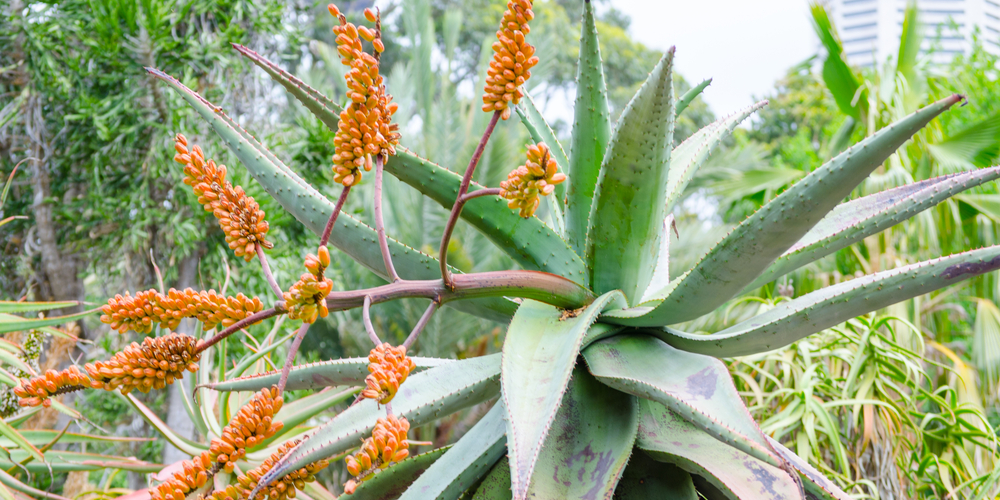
[17,0,572,498]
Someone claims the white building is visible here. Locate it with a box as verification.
[828,0,1000,67]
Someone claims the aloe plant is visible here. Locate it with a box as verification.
[10,1,1000,499]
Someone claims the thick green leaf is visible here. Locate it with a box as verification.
[622,94,962,326]
[501,291,626,499]
[470,457,511,500]
[0,301,79,314]
[0,431,149,448]
[662,100,767,220]
[389,148,586,283]
[614,451,697,500]
[0,350,32,375]
[250,355,501,495]
[653,244,1000,357]
[587,49,675,304]
[0,468,69,500]
[262,387,357,446]
[581,334,781,467]
[526,365,636,500]
[208,356,451,392]
[675,78,711,118]
[810,3,865,118]
[398,404,506,500]
[0,308,99,334]
[767,437,851,500]
[346,447,450,500]
[233,46,585,283]
[746,167,1000,291]
[566,0,611,256]
[148,68,514,322]
[642,215,673,304]
[636,399,799,500]
[0,420,41,462]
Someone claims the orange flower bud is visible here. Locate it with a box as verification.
[14,366,90,408]
[362,343,415,405]
[236,438,329,500]
[482,0,536,120]
[100,287,263,334]
[213,386,284,473]
[342,415,410,493]
[85,332,202,394]
[499,142,566,218]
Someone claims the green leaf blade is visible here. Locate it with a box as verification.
[587,49,676,304]
[566,0,612,256]
[675,78,711,118]
[500,291,626,500]
[347,447,450,500]
[654,244,1000,357]
[206,356,452,392]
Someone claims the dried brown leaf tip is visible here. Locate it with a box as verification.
[237,438,330,500]
[284,246,334,324]
[328,3,400,187]
[150,451,213,500]
[85,332,202,394]
[174,134,273,261]
[362,343,415,405]
[14,366,90,408]
[343,414,411,494]
[101,287,263,334]
[483,0,538,120]
[500,142,566,217]
[210,386,284,473]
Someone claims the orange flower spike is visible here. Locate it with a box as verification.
[85,332,202,394]
[15,366,90,408]
[211,386,284,472]
[499,142,566,218]
[361,343,415,404]
[99,288,263,334]
[149,451,214,500]
[482,0,538,120]
[342,415,410,494]
[172,134,273,262]
[237,438,329,500]
[285,247,334,324]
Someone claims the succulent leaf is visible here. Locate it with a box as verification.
[587,48,676,304]
[614,451,698,500]
[0,450,161,473]
[628,94,963,325]
[125,394,207,456]
[636,399,800,500]
[470,457,512,500]
[261,387,357,447]
[675,78,712,117]
[232,46,584,283]
[642,215,673,303]
[581,334,781,467]
[252,355,500,494]
[526,365,637,500]
[0,301,79,314]
[501,291,626,499]
[397,404,507,500]
[0,309,97,335]
[744,166,1000,291]
[767,437,852,500]
[651,244,1000,357]
[345,447,450,500]
[391,147,586,283]
[205,356,451,392]
[148,68,515,322]
[566,0,612,256]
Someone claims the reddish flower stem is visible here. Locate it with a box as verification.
[363,295,382,346]
[373,155,400,282]
[320,184,352,248]
[277,322,310,395]
[461,188,502,203]
[256,246,283,298]
[439,110,501,289]
[403,299,440,349]
[196,305,286,354]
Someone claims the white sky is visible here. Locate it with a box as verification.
[609,0,816,115]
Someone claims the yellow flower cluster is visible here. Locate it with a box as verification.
[284,246,334,324]
[235,438,330,500]
[100,288,263,334]
[343,414,411,494]
[499,142,567,217]
[14,366,89,408]
[482,0,538,120]
[174,134,274,261]
[361,343,415,405]
[85,332,202,394]
[210,386,285,473]
[328,4,400,186]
